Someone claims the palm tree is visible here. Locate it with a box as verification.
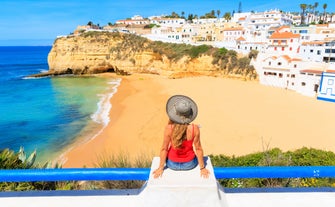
[323,3,328,23]
[187,14,194,22]
[181,11,185,19]
[211,10,216,17]
[313,2,319,22]
[217,10,221,19]
[300,4,307,25]
[307,4,313,24]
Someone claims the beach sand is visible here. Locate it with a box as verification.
[62,73,335,168]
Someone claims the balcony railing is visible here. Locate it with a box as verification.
[1,166,335,182]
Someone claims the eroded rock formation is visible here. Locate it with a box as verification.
[47,32,218,77]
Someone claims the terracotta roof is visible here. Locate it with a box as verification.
[300,69,323,75]
[236,36,246,41]
[301,41,325,45]
[269,31,300,39]
[291,58,302,62]
[281,55,291,61]
[316,24,329,27]
[238,17,246,21]
[263,55,301,63]
[277,25,290,31]
[223,27,244,31]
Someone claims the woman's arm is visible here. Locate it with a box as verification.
[193,124,210,178]
[153,124,171,178]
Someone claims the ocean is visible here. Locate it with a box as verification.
[0,46,120,164]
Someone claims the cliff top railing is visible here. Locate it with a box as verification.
[1,165,335,182]
[2,157,335,207]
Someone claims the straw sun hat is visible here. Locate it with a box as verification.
[166,95,198,124]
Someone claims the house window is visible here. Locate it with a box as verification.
[269,61,271,66]
[274,47,277,51]
[310,49,314,53]
[301,82,306,86]
[278,62,282,66]
[282,47,285,51]
[294,64,297,68]
[291,74,295,78]
[317,50,321,55]
[279,73,283,78]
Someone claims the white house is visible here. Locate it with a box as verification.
[267,26,301,56]
[317,71,335,102]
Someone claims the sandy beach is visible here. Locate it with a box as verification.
[62,73,335,168]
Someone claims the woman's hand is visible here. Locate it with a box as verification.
[200,168,210,178]
[153,168,164,178]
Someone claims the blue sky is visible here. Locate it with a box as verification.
[0,0,334,46]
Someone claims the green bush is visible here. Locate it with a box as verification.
[210,147,335,188]
[0,148,78,191]
[89,152,152,190]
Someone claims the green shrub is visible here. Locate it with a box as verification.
[90,151,152,189]
[210,147,335,188]
[0,148,77,191]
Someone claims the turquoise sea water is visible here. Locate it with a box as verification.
[0,46,120,164]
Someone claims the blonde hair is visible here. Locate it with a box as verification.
[171,123,188,149]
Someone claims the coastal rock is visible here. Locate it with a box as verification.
[47,32,218,76]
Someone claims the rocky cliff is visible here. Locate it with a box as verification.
[47,31,219,77]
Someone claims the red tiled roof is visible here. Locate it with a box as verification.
[300,69,323,75]
[223,27,244,31]
[236,36,246,41]
[269,31,300,39]
[301,41,325,45]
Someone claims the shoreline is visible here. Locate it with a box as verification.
[61,73,166,167]
[61,73,335,168]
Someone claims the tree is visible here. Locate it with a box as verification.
[201,11,216,19]
[217,10,221,19]
[323,3,328,23]
[223,12,232,22]
[313,2,319,22]
[181,11,185,19]
[169,11,179,18]
[307,4,313,24]
[211,10,215,17]
[187,14,194,22]
[238,1,242,13]
[300,4,307,25]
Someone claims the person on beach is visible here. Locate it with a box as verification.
[153,95,210,178]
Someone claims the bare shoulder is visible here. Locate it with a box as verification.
[190,123,200,135]
[164,124,174,135]
[192,123,200,130]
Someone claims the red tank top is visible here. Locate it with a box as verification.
[167,124,196,162]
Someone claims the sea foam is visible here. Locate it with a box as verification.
[91,78,122,126]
